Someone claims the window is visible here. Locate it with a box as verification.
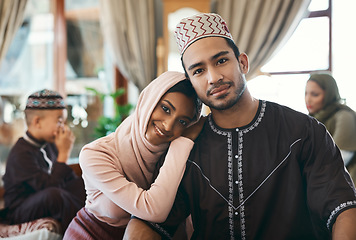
[64,0,109,161]
[0,0,54,96]
[248,0,356,113]
[0,0,113,164]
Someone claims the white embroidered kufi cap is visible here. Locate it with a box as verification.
[174,13,234,55]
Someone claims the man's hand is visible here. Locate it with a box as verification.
[54,125,75,163]
[123,218,161,240]
[182,116,206,141]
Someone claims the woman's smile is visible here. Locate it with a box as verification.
[153,124,171,138]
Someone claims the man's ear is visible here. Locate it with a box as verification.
[238,53,249,74]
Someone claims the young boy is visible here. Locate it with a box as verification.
[2,89,86,233]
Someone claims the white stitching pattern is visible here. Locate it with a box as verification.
[227,131,234,240]
[206,101,267,239]
[327,200,356,229]
[189,137,302,239]
[237,130,245,240]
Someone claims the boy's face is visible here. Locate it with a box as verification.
[37,109,67,143]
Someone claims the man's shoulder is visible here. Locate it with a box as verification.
[264,100,312,122]
[264,101,330,139]
[265,100,304,114]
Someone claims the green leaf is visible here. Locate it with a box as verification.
[86,86,136,138]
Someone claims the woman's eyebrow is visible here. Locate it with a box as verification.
[163,99,175,111]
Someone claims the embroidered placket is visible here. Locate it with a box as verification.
[206,101,267,240]
[40,147,53,174]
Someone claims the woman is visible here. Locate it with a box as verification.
[305,73,356,175]
[64,71,203,239]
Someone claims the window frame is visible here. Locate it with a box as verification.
[267,0,332,76]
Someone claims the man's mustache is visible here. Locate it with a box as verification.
[207,82,232,96]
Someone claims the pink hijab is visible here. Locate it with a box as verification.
[114,71,190,189]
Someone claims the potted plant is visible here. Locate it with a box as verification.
[85,87,134,138]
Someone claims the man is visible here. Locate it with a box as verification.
[2,89,86,233]
[125,13,356,239]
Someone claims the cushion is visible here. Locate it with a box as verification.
[0,217,61,238]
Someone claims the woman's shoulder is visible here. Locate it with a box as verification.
[80,133,117,158]
[333,107,356,123]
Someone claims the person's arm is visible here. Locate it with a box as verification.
[54,125,75,163]
[81,117,205,222]
[123,218,161,240]
[332,208,356,239]
[50,125,78,182]
[332,110,356,153]
[123,184,192,240]
[81,137,193,222]
[303,118,356,236]
[6,143,74,191]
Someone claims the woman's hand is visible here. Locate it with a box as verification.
[182,116,206,141]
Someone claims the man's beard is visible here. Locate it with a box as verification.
[204,75,247,111]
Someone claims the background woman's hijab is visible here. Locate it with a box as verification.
[308,73,354,122]
[115,71,200,189]
[308,73,341,107]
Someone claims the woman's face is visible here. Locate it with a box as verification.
[146,92,196,146]
[305,80,325,115]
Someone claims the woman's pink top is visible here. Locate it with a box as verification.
[79,135,193,227]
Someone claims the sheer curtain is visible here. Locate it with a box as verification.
[99,0,156,91]
[215,0,311,79]
[0,0,27,65]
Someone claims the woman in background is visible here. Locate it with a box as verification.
[64,71,203,239]
[305,72,356,180]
